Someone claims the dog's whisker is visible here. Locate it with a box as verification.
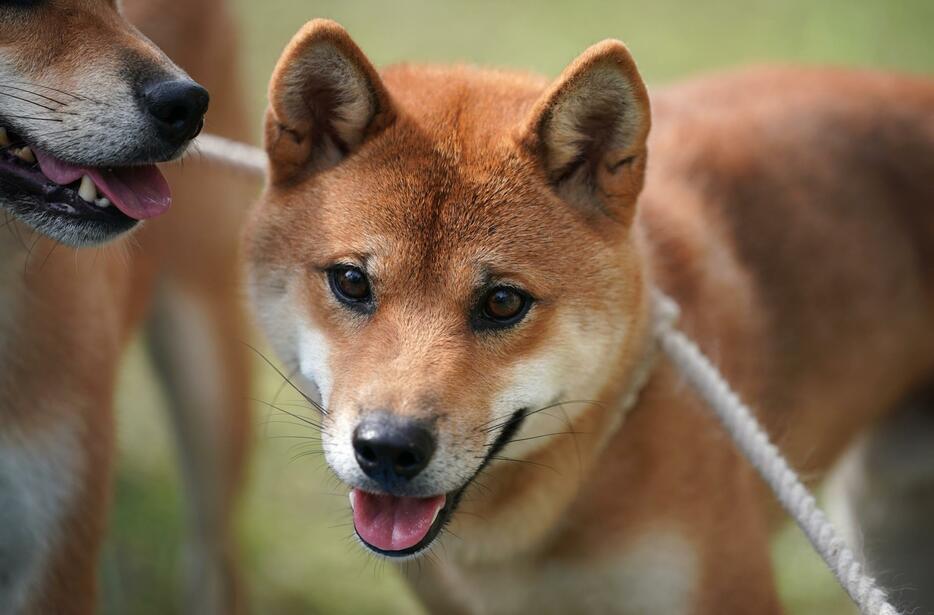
[502,430,590,444]
[244,342,329,415]
[1,84,69,107]
[251,398,325,431]
[9,81,92,103]
[260,418,328,435]
[477,398,603,433]
[0,91,59,112]
[0,114,64,123]
[289,450,326,463]
[481,455,561,474]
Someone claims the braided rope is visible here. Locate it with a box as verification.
[192,134,902,615]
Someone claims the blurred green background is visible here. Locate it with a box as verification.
[103,1,934,614]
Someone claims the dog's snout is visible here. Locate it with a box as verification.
[142,79,209,145]
[353,414,436,484]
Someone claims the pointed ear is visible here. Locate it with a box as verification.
[265,19,394,182]
[519,40,650,221]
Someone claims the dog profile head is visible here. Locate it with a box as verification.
[0,0,209,246]
[247,19,652,559]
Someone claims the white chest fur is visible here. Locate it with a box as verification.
[0,417,84,613]
[430,528,699,615]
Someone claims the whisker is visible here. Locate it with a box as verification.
[9,81,89,102]
[556,401,583,476]
[477,399,603,433]
[0,91,58,112]
[34,127,78,139]
[260,418,327,433]
[290,450,325,462]
[480,399,602,434]
[0,114,63,123]
[244,342,329,415]
[481,455,561,474]
[504,430,590,444]
[1,84,68,106]
[250,397,324,431]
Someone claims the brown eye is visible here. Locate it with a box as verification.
[328,265,372,307]
[477,286,531,329]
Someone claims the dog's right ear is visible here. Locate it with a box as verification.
[265,19,394,182]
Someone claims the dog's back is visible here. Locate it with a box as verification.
[644,67,934,466]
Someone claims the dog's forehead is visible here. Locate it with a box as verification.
[318,136,582,281]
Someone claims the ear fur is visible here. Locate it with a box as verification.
[265,19,394,182]
[520,40,651,219]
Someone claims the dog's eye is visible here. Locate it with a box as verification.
[328,265,372,307]
[476,286,532,330]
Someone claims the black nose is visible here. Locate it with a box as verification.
[353,414,436,484]
[142,79,209,145]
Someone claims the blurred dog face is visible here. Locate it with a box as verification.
[247,20,650,558]
[0,0,209,245]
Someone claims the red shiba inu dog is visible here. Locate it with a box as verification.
[0,1,251,613]
[247,19,934,614]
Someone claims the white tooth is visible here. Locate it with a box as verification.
[0,128,9,147]
[95,197,112,209]
[349,491,357,511]
[78,175,97,202]
[14,147,35,163]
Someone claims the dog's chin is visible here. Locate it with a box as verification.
[2,192,141,247]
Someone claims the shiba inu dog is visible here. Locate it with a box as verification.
[0,1,252,613]
[247,19,934,614]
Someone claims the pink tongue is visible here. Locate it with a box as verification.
[351,489,446,552]
[33,149,171,220]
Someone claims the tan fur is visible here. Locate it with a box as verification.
[0,1,252,613]
[248,19,934,614]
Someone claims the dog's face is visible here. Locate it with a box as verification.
[0,0,208,246]
[247,20,651,558]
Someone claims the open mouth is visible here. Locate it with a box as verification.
[348,407,528,558]
[0,126,171,244]
[350,490,449,556]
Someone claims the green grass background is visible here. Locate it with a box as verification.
[103,1,934,613]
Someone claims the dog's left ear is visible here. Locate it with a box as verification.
[519,40,650,222]
[265,19,394,182]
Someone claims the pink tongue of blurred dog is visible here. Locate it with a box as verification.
[35,149,171,219]
[351,490,446,551]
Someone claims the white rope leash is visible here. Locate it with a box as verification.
[194,133,267,176]
[192,134,901,615]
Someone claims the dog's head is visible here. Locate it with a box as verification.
[247,20,651,559]
[0,0,208,246]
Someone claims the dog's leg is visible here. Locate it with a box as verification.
[832,396,934,615]
[145,280,251,615]
[0,407,113,615]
